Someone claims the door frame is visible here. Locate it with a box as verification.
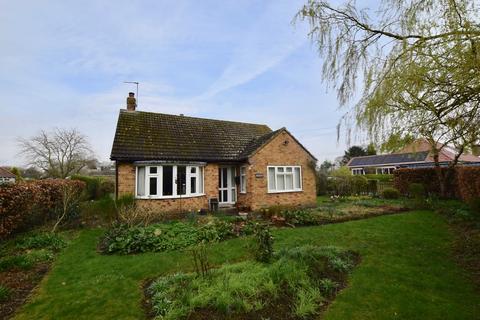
[218,166,236,205]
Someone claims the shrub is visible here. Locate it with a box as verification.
[382,188,400,199]
[0,255,33,271]
[467,197,480,217]
[101,218,236,255]
[251,223,274,263]
[408,183,428,209]
[351,175,369,195]
[0,285,10,302]
[0,180,85,238]
[15,232,66,251]
[318,278,339,296]
[71,175,114,200]
[280,209,319,226]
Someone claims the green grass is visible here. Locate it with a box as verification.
[15,211,480,319]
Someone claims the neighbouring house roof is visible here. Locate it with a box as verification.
[0,167,16,178]
[111,110,280,162]
[399,138,480,163]
[347,151,430,167]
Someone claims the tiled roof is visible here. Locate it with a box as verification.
[110,110,273,162]
[0,167,16,178]
[348,151,429,167]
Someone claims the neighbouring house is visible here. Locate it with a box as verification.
[110,93,317,213]
[347,139,480,175]
[0,167,16,184]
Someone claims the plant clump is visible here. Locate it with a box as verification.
[147,245,359,320]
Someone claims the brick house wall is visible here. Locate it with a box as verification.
[116,130,316,213]
[238,130,317,210]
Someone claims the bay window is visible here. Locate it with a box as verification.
[136,165,204,198]
[267,166,302,193]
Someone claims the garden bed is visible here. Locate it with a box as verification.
[0,232,71,319]
[144,246,360,320]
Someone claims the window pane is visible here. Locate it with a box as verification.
[191,167,196,174]
[231,188,236,202]
[199,167,204,193]
[191,176,197,194]
[240,166,245,175]
[162,166,173,196]
[268,168,276,190]
[294,167,301,189]
[286,167,293,172]
[223,190,228,202]
[149,167,157,174]
[285,174,293,190]
[222,168,228,188]
[137,167,145,196]
[277,167,284,173]
[277,174,285,190]
[241,176,246,192]
[149,177,157,195]
[177,166,186,195]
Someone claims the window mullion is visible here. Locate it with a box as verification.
[159,166,163,198]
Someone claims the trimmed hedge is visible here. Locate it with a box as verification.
[394,167,480,200]
[0,180,85,238]
[71,175,114,200]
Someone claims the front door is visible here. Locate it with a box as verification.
[218,167,236,205]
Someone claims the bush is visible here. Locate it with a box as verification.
[71,175,114,200]
[316,171,328,195]
[0,255,33,271]
[382,188,400,199]
[280,209,319,226]
[0,180,85,238]
[15,232,66,251]
[100,218,236,255]
[251,223,274,263]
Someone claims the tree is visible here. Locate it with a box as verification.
[319,160,334,173]
[366,143,377,156]
[51,182,83,233]
[18,128,94,178]
[342,146,366,164]
[297,0,480,197]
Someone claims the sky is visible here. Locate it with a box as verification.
[0,0,363,167]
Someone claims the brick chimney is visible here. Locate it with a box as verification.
[126,92,136,111]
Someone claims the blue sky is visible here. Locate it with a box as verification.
[0,0,359,166]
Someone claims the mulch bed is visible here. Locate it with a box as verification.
[0,263,49,320]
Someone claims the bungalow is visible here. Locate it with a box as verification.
[0,167,16,184]
[110,93,317,213]
[347,139,480,175]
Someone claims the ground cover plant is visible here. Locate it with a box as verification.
[0,231,71,319]
[100,217,238,255]
[146,246,359,320]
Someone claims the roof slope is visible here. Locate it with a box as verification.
[0,167,16,178]
[348,151,429,167]
[110,110,273,162]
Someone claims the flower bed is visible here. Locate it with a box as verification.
[145,246,359,320]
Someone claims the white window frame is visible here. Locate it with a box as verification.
[267,165,302,193]
[240,166,247,193]
[376,166,396,175]
[135,165,205,199]
[351,168,365,175]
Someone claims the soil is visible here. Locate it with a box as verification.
[0,263,49,320]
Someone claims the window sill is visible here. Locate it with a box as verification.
[267,190,303,194]
[135,193,206,200]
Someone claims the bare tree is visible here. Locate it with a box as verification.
[18,128,94,178]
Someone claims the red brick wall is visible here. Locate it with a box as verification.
[240,131,317,210]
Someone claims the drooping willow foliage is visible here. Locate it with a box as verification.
[296,0,480,156]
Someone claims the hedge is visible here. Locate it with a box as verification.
[0,180,85,238]
[71,175,114,200]
[394,167,480,200]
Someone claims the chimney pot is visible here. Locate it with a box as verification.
[126,92,136,111]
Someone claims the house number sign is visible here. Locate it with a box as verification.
[255,173,264,178]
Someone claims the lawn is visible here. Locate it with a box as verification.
[14,211,480,320]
